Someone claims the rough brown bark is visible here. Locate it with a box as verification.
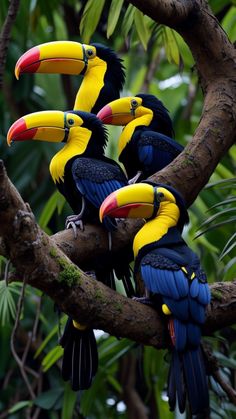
[0,161,235,349]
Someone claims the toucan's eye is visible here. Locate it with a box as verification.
[68,119,74,125]
[131,99,138,108]
[156,192,165,201]
[85,48,95,58]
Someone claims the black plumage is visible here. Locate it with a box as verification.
[90,43,125,113]
[120,94,183,180]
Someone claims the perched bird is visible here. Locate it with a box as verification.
[100,182,211,416]
[7,110,133,390]
[15,41,125,113]
[97,94,183,182]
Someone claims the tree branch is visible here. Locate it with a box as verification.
[127,0,193,27]
[0,160,235,350]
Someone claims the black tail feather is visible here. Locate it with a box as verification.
[60,317,98,390]
[183,347,209,415]
[168,347,209,415]
[168,349,186,413]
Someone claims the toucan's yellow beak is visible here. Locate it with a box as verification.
[7,111,66,145]
[99,183,157,221]
[97,97,137,125]
[15,41,91,79]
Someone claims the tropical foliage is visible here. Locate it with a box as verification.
[0,0,236,418]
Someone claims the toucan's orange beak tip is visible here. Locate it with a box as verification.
[15,66,20,80]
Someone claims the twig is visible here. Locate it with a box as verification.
[4,260,11,285]
[10,276,36,399]
[0,0,21,88]
[119,353,148,419]
[21,295,42,365]
[31,372,43,419]
[141,51,162,93]
[212,369,236,405]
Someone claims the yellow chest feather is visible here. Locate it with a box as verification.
[118,114,153,156]
[133,203,180,258]
[74,62,107,111]
[49,128,91,183]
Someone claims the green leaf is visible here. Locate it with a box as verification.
[222,6,236,42]
[0,281,20,326]
[80,0,106,43]
[34,315,66,358]
[107,375,122,393]
[42,345,63,372]
[205,177,236,189]
[223,256,236,277]
[209,0,231,15]
[215,352,236,368]
[38,190,65,230]
[196,217,236,238]
[8,400,32,414]
[121,4,135,37]
[163,27,180,66]
[220,232,236,259]
[99,336,134,365]
[207,196,236,211]
[34,388,64,410]
[134,9,151,50]
[34,323,59,359]
[62,383,77,419]
[220,241,236,260]
[107,0,124,38]
[199,208,236,228]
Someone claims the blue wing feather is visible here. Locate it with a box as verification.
[74,176,126,209]
[190,277,199,298]
[71,157,127,210]
[189,299,206,324]
[198,283,211,305]
[172,270,189,298]
[137,131,183,175]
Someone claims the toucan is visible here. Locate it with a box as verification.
[100,182,211,416]
[7,110,134,390]
[15,41,125,113]
[97,94,183,182]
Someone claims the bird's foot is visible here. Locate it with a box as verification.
[128,171,143,184]
[65,215,84,238]
[132,296,155,307]
[85,271,96,279]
